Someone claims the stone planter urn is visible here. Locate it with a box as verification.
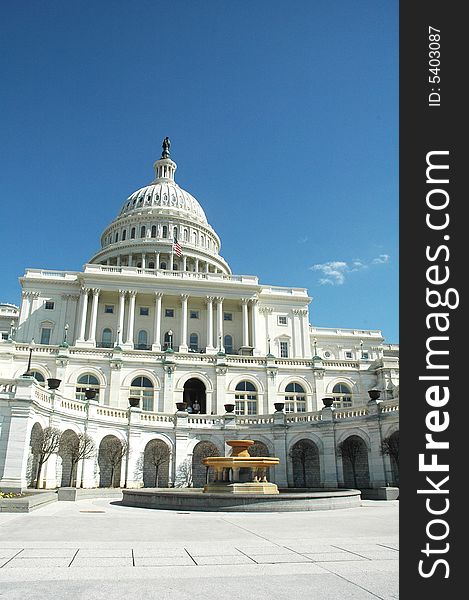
[129,397,140,408]
[176,401,188,412]
[274,402,285,412]
[47,378,61,390]
[368,389,381,401]
[224,403,235,413]
[322,397,334,407]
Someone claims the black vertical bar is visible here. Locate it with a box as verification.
[400,1,464,596]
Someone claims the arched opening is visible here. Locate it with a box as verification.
[234,381,257,415]
[183,378,206,414]
[101,328,113,348]
[58,429,80,487]
[284,382,306,412]
[76,373,100,402]
[98,435,126,487]
[192,441,219,487]
[338,435,370,489]
[137,330,148,350]
[383,430,399,486]
[189,333,198,352]
[224,334,233,355]
[130,376,154,411]
[143,439,170,487]
[332,383,352,407]
[29,371,46,386]
[290,439,320,487]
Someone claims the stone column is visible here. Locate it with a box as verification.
[241,298,249,347]
[169,252,174,271]
[155,252,160,269]
[320,407,339,488]
[250,298,259,354]
[141,253,146,269]
[125,291,137,346]
[205,296,214,352]
[182,256,187,271]
[367,401,387,487]
[179,294,189,352]
[117,290,126,345]
[88,288,100,343]
[291,310,301,358]
[216,297,224,351]
[152,292,163,351]
[18,291,31,327]
[78,287,90,341]
[300,308,312,358]
[195,258,199,272]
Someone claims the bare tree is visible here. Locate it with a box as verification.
[174,457,193,487]
[337,438,365,488]
[31,427,62,489]
[59,433,96,486]
[289,441,310,488]
[381,432,399,468]
[145,441,170,487]
[100,438,128,487]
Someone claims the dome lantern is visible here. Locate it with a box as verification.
[152,137,177,182]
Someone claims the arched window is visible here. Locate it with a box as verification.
[224,334,233,354]
[284,382,306,412]
[160,261,167,270]
[332,383,352,408]
[151,225,157,238]
[140,226,146,238]
[130,376,153,411]
[148,261,155,269]
[235,381,257,415]
[29,371,46,386]
[163,331,172,350]
[137,330,148,350]
[131,227,136,239]
[189,333,198,352]
[162,225,168,238]
[183,228,188,241]
[114,232,119,243]
[122,229,127,241]
[76,374,100,401]
[173,263,178,271]
[100,328,113,348]
[173,227,178,239]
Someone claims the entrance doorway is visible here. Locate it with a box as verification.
[183,378,206,414]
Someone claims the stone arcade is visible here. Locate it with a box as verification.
[0,139,399,493]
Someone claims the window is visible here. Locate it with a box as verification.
[148,262,155,269]
[76,373,100,401]
[189,333,198,351]
[345,351,353,359]
[278,315,287,325]
[140,226,146,238]
[40,328,51,345]
[362,352,369,360]
[332,383,352,408]
[29,371,46,386]
[115,232,119,243]
[160,261,167,270]
[173,227,178,238]
[137,330,148,349]
[284,382,306,412]
[1,333,8,341]
[165,309,174,318]
[130,376,154,411]
[100,328,113,348]
[151,225,157,238]
[280,341,289,358]
[224,334,233,354]
[162,225,168,238]
[122,229,127,241]
[45,301,55,310]
[224,312,233,321]
[183,228,188,241]
[104,305,114,314]
[235,381,257,415]
[131,227,136,239]
[190,310,199,319]
[140,307,149,316]
[163,331,173,350]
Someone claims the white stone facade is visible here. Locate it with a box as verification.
[0,141,399,492]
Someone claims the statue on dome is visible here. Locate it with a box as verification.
[162,136,171,158]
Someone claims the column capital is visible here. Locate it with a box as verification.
[241,297,249,305]
[154,291,163,299]
[81,286,91,294]
[180,293,189,302]
[216,296,224,304]
[92,288,100,296]
[206,296,215,304]
[118,289,127,297]
[128,290,137,298]
[249,297,258,306]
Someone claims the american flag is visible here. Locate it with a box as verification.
[173,236,182,257]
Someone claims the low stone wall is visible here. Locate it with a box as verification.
[121,488,362,512]
[361,487,399,500]
[0,491,57,513]
[57,487,124,501]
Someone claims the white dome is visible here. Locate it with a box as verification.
[118,179,208,225]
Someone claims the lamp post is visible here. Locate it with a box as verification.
[80,388,96,488]
[168,329,173,350]
[23,339,36,376]
[63,323,69,345]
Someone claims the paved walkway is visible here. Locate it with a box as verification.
[0,498,399,599]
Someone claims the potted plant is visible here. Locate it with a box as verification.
[322,397,334,407]
[129,397,140,407]
[368,389,381,401]
[274,402,285,412]
[224,403,235,413]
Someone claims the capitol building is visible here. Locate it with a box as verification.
[0,139,399,493]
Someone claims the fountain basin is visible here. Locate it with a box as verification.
[121,488,362,512]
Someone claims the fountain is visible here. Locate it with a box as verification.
[121,438,361,511]
[202,440,279,494]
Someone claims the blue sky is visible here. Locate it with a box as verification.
[0,0,398,342]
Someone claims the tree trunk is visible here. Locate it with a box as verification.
[301,457,306,488]
[154,466,159,488]
[351,463,358,488]
[35,459,44,489]
[110,465,115,488]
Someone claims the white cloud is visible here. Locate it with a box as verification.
[372,254,390,264]
[310,254,390,285]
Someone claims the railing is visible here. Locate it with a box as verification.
[333,407,369,419]
[285,411,322,423]
[379,399,400,414]
[0,379,17,394]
